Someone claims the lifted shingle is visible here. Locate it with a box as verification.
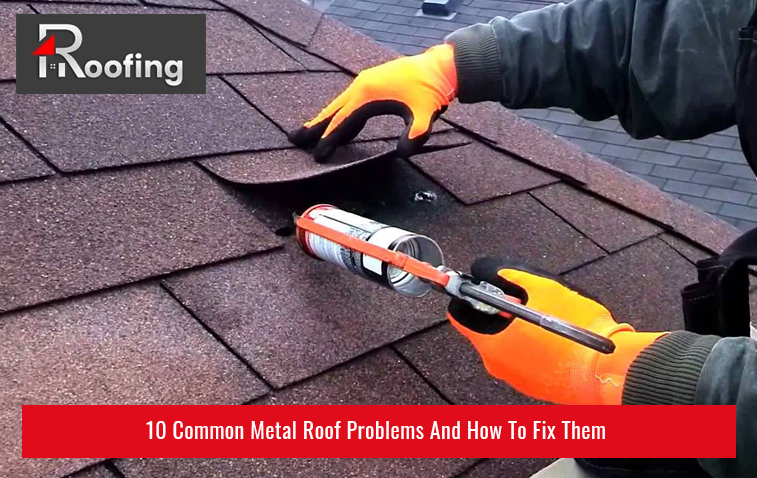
[201,140,394,184]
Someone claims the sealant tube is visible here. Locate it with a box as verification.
[296,204,444,297]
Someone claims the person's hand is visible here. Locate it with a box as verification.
[447,257,666,405]
[288,44,457,162]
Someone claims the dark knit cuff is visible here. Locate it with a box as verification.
[445,24,503,103]
[623,332,720,405]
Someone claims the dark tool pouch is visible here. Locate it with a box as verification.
[681,227,757,337]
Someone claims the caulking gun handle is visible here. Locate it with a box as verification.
[538,316,616,354]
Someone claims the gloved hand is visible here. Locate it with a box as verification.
[448,258,667,405]
[288,44,457,162]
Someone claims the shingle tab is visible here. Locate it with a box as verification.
[213,0,322,45]
[531,183,661,252]
[307,16,402,73]
[143,0,225,9]
[0,284,266,478]
[227,72,449,141]
[70,465,119,478]
[409,141,558,204]
[200,141,393,184]
[0,123,53,183]
[0,4,32,80]
[35,5,304,74]
[396,324,544,405]
[164,246,449,387]
[564,238,696,332]
[0,78,287,171]
[659,234,712,264]
[117,351,471,477]
[257,29,341,72]
[442,102,590,183]
[580,155,744,255]
[0,163,279,313]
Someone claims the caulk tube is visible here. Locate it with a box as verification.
[296,205,444,297]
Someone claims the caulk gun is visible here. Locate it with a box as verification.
[294,204,615,355]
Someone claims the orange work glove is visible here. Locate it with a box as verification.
[448,258,667,405]
[288,44,457,162]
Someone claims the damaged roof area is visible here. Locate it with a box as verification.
[0,0,743,477]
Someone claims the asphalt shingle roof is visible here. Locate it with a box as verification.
[0,1,743,477]
[325,0,757,230]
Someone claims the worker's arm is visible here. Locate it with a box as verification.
[448,257,756,477]
[447,0,754,139]
[626,334,757,477]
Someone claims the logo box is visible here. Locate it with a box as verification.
[16,14,206,94]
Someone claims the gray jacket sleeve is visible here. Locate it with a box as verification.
[622,332,757,477]
[446,0,755,140]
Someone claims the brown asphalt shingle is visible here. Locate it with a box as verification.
[0,78,288,171]
[116,350,472,477]
[396,324,543,406]
[0,0,742,476]
[410,141,558,204]
[0,163,279,313]
[212,0,322,46]
[0,3,31,80]
[258,28,341,72]
[659,233,713,264]
[0,123,52,183]
[0,284,266,478]
[531,182,662,252]
[33,5,303,74]
[307,16,401,74]
[164,246,447,387]
[201,140,393,184]
[564,238,696,332]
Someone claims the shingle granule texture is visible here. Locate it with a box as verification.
[117,351,472,478]
[0,4,33,79]
[212,0,322,46]
[409,141,558,204]
[307,16,401,74]
[143,0,223,10]
[0,284,266,478]
[564,238,696,332]
[0,78,287,171]
[531,182,662,252]
[164,247,448,387]
[258,28,341,72]
[582,152,741,253]
[396,324,545,406]
[0,123,52,183]
[443,102,590,184]
[69,465,119,478]
[33,5,303,74]
[659,233,713,264]
[0,163,279,313]
[200,140,393,184]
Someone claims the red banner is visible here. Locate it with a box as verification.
[23,405,735,458]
